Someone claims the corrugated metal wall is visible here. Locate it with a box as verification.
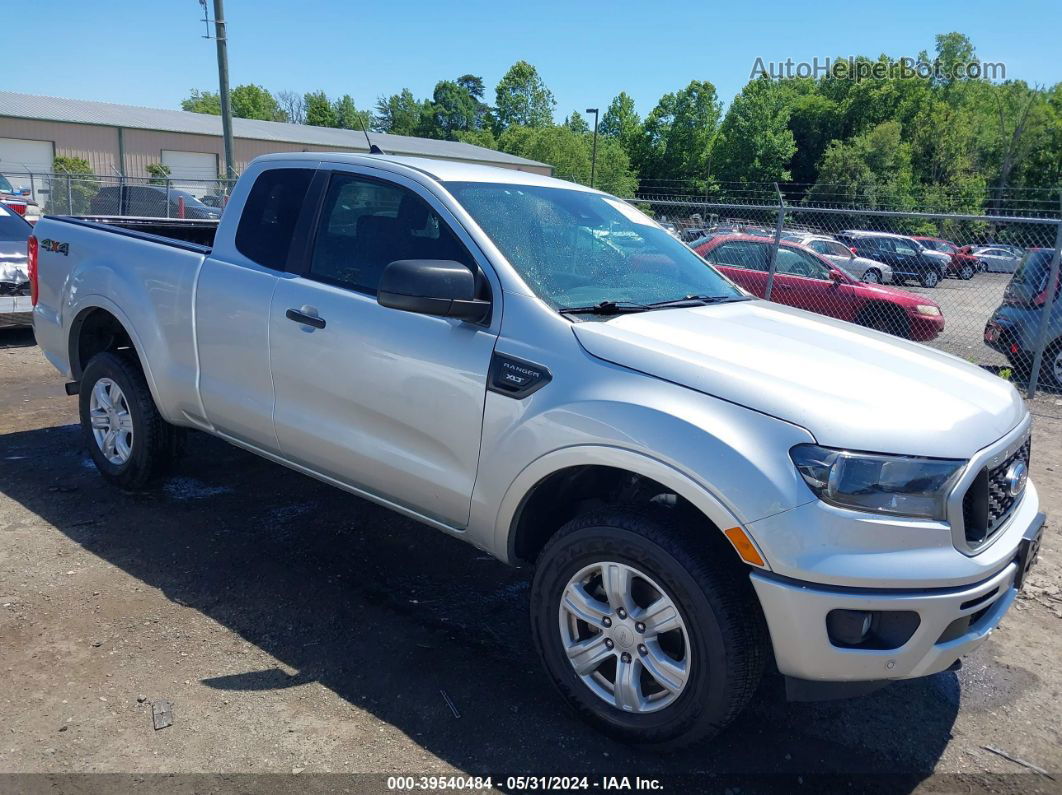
[0,118,119,175]
[0,117,553,178]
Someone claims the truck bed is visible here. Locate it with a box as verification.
[60,215,218,249]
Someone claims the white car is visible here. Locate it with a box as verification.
[783,233,894,283]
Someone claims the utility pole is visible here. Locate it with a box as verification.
[585,108,599,189]
[212,0,236,181]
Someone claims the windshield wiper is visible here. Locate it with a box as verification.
[558,300,651,316]
[645,294,749,309]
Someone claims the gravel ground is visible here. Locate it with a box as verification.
[1,327,1060,792]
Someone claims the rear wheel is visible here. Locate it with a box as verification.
[861,268,882,284]
[79,352,177,490]
[958,264,975,280]
[1043,343,1062,390]
[919,269,941,288]
[531,507,766,748]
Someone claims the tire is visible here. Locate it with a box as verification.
[79,351,175,490]
[1041,343,1062,391]
[919,269,941,288]
[959,264,975,280]
[861,268,882,284]
[858,305,911,339]
[530,506,767,749]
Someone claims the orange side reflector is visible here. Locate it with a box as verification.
[724,527,765,567]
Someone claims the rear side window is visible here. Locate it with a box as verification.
[708,241,767,271]
[235,168,313,269]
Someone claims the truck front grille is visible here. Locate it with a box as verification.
[962,436,1031,546]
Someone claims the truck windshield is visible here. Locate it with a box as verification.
[446,182,744,312]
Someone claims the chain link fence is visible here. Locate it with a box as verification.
[1,171,237,219]
[635,194,1062,407]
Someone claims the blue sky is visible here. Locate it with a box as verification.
[4,0,1060,120]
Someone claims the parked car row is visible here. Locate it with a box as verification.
[0,203,33,327]
[0,174,41,224]
[694,234,945,341]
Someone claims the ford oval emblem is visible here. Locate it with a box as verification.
[1005,460,1028,498]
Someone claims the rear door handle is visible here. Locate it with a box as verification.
[285,308,326,329]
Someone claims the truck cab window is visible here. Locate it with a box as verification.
[235,168,313,269]
[309,173,473,294]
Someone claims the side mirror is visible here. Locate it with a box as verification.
[829,270,844,283]
[378,259,490,321]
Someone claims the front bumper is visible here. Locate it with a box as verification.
[751,511,1045,683]
[908,311,945,341]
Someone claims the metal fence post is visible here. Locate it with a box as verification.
[66,175,73,214]
[764,183,785,302]
[165,179,171,219]
[1026,212,1062,399]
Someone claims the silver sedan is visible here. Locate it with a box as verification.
[784,234,894,283]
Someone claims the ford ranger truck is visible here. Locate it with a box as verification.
[30,154,1045,748]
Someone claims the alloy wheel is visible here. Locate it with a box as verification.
[559,561,691,713]
[89,377,134,465]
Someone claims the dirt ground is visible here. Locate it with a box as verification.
[1,326,1060,793]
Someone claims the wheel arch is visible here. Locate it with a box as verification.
[67,300,162,408]
[497,446,766,569]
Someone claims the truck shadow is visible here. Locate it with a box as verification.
[0,423,964,787]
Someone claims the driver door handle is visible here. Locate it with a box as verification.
[286,308,326,329]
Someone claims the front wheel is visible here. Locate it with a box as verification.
[862,268,882,284]
[531,507,766,748]
[79,352,176,490]
[920,269,941,288]
[959,264,975,280]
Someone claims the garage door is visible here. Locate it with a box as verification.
[0,138,55,201]
[161,150,218,193]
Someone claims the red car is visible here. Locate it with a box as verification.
[912,236,978,280]
[695,234,945,341]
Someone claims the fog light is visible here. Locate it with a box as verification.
[826,609,873,646]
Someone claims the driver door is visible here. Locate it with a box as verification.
[268,169,500,528]
[770,248,854,320]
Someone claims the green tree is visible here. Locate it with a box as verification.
[48,156,95,214]
[429,80,482,139]
[564,111,590,134]
[712,78,797,185]
[494,60,556,130]
[807,121,915,208]
[455,129,498,149]
[304,91,337,127]
[785,92,842,186]
[181,89,221,115]
[230,84,287,121]
[496,125,637,196]
[375,89,428,135]
[637,80,722,191]
[600,92,642,161]
[146,162,171,186]
[182,85,287,121]
[332,94,373,130]
[932,32,977,88]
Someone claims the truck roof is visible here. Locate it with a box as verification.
[254,151,596,191]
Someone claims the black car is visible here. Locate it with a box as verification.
[88,185,221,220]
[836,231,946,288]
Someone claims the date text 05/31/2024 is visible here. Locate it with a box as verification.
[386,776,664,791]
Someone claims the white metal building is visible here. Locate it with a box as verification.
[0,91,551,187]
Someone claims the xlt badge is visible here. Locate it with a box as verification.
[488,353,552,399]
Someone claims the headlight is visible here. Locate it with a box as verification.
[790,444,965,520]
[915,304,941,316]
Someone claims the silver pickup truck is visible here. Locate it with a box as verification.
[31,154,1045,748]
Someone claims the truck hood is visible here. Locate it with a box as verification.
[572,300,1025,458]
